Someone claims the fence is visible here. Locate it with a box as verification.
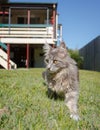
[79,36,100,71]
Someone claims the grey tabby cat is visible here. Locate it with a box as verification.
[42,42,80,121]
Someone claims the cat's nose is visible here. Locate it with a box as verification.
[47,64,51,70]
[47,67,50,71]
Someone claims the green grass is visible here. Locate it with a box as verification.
[0,69,100,130]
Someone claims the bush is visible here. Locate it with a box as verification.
[68,49,84,68]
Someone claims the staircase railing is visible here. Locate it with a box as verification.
[0,42,7,51]
[0,42,17,69]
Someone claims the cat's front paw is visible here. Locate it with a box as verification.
[70,114,80,121]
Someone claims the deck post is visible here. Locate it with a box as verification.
[26,10,30,68]
[53,4,56,35]
[26,44,29,68]
[52,4,56,47]
[7,44,10,70]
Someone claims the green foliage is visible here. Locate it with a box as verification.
[68,49,84,68]
[0,69,100,130]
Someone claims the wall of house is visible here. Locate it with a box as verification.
[34,47,44,67]
[0,3,57,69]
[0,8,52,24]
[0,15,8,23]
[11,10,47,24]
[79,36,100,71]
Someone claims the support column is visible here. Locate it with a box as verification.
[52,4,56,48]
[28,10,30,25]
[26,44,29,68]
[53,4,56,37]
[26,10,30,68]
[47,8,49,24]
[8,7,11,34]
[7,44,10,70]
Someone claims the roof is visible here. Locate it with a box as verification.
[9,1,58,4]
[9,0,58,3]
[0,2,58,9]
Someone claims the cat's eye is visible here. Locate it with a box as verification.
[53,60,58,64]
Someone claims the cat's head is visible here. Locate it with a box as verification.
[43,42,75,73]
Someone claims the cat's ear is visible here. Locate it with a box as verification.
[59,41,66,49]
[43,43,52,54]
[58,42,67,58]
[58,49,67,58]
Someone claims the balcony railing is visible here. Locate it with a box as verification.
[0,24,55,44]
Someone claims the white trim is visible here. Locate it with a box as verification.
[1,38,55,44]
[0,49,17,69]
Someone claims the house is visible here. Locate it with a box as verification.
[0,1,62,69]
[79,36,100,71]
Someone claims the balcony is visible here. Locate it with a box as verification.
[0,24,55,44]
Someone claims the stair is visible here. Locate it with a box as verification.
[0,42,17,69]
[0,42,7,50]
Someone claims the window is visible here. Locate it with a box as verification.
[17,17,40,24]
[17,17,27,24]
[30,17,40,24]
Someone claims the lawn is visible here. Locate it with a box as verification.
[0,69,100,130]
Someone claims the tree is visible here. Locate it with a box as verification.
[68,49,84,69]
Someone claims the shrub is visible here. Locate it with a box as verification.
[68,49,84,68]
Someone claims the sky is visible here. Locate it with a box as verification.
[9,0,100,49]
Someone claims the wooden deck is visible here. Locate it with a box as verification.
[0,24,55,44]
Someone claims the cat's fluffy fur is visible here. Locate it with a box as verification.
[42,42,80,121]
